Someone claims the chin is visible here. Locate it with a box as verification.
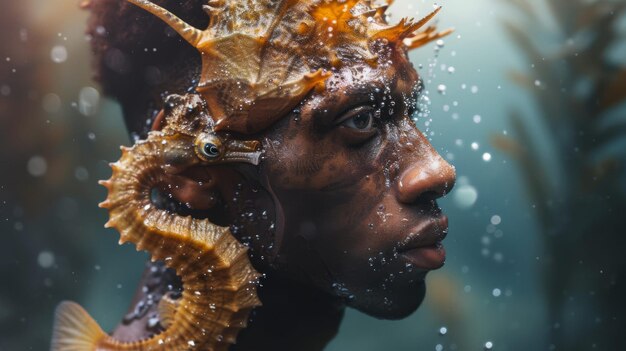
[347,279,427,320]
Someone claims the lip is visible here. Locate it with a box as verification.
[397,215,448,270]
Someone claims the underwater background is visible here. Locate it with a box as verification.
[1,0,625,350]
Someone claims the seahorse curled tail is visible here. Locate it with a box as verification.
[51,109,262,350]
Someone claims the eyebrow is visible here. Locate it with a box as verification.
[313,81,388,127]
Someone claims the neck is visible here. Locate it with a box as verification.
[231,274,345,351]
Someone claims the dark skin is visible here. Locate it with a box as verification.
[110,53,456,350]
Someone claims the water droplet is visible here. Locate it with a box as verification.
[471,142,480,150]
[27,156,47,177]
[437,84,447,94]
[50,45,68,63]
[42,93,62,113]
[38,251,55,268]
[79,86,100,116]
[1,85,11,96]
[75,167,89,181]
[453,184,478,209]
[482,152,492,162]
[490,215,501,225]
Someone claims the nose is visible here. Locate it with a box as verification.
[396,150,456,204]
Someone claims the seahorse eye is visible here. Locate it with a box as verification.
[203,143,220,158]
[195,133,223,161]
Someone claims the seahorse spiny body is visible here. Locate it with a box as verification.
[51,94,262,350]
[124,0,451,134]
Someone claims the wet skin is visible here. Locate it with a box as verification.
[112,53,455,347]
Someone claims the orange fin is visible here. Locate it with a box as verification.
[157,293,179,329]
[50,301,106,351]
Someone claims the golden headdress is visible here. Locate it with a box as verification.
[127,0,451,134]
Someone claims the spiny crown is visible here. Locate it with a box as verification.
[127,0,451,134]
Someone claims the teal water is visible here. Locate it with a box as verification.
[1,0,624,350]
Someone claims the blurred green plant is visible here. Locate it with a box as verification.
[497,0,626,349]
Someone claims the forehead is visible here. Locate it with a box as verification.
[306,57,420,112]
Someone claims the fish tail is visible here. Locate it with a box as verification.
[50,301,107,351]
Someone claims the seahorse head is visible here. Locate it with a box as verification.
[154,94,262,174]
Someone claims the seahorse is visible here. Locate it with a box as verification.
[51,94,263,351]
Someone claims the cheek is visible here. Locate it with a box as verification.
[224,181,278,265]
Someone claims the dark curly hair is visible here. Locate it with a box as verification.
[87,0,208,136]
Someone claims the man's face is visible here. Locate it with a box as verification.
[256,57,456,319]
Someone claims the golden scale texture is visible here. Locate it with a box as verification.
[51,0,449,349]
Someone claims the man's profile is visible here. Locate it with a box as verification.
[54,0,457,349]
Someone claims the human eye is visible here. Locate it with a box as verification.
[335,106,378,144]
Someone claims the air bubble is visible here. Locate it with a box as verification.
[453,184,478,209]
[38,251,55,268]
[27,156,47,177]
[42,93,62,113]
[50,45,68,63]
[79,86,100,116]
[490,215,501,225]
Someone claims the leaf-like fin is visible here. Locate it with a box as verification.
[50,301,107,351]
